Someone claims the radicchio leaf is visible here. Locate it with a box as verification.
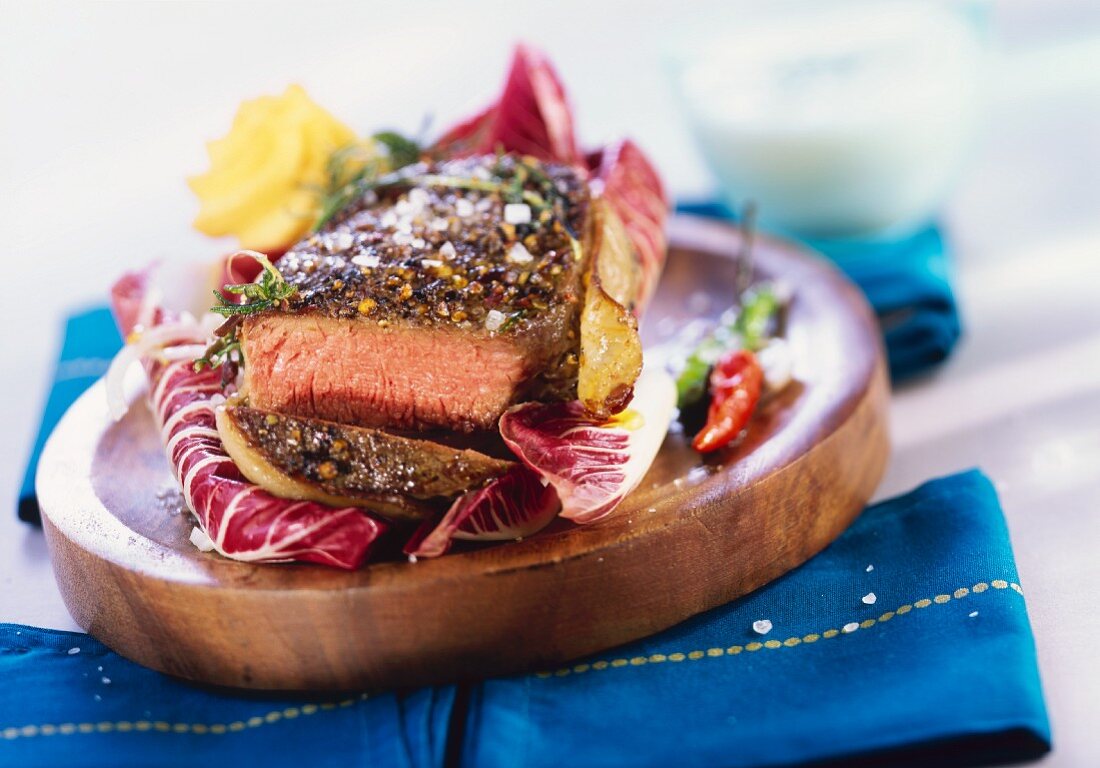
[500,367,676,524]
[432,44,579,164]
[404,466,560,559]
[109,273,388,569]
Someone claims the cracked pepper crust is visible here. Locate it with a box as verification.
[275,155,589,330]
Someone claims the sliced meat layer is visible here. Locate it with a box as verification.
[242,312,578,431]
[216,404,513,522]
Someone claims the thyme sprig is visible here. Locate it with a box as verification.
[194,253,297,377]
[210,254,297,317]
[193,317,243,384]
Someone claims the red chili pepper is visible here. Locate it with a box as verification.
[692,349,763,453]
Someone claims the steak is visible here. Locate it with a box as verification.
[242,155,589,432]
[217,404,514,521]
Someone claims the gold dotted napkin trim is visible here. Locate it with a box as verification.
[0,693,370,741]
[535,579,1024,680]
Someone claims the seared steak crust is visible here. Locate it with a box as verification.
[227,406,513,502]
[277,155,588,328]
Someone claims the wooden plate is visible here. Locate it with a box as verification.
[38,216,889,691]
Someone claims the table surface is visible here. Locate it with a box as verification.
[2,1,1098,764]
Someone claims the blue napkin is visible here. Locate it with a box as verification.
[2,471,1050,767]
[461,469,1049,768]
[0,624,454,768]
[677,201,963,383]
[18,307,121,525]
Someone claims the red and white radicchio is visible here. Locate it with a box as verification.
[404,466,559,559]
[500,367,676,525]
[109,271,388,569]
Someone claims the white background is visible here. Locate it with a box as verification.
[2,1,1099,764]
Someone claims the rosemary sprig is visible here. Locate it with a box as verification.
[314,131,422,231]
[408,156,576,236]
[412,174,549,211]
[314,145,384,231]
[374,131,422,170]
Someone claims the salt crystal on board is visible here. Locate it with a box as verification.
[866,564,874,572]
[101,677,111,685]
[752,619,773,635]
[67,647,80,655]
[862,592,877,605]
[969,611,979,618]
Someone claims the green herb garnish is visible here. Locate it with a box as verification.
[210,255,297,317]
[675,201,781,409]
[194,254,297,377]
[193,322,242,375]
[674,286,781,408]
[374,131,422,170]
[499,309,528,333]
[314,144,384,231]
[314,131,422,231]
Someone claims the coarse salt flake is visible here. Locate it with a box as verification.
[101,677,111,685]
[507,242,534,264]
[67,647,80,655]
[504,203,532,225]
[455,198,475,218]
[969,611,979,618]
[408,554,418,564]
[862,592,877,605]
[351,254,380,268]
[189,527,215,552]
[439,241,456,259]
[329,231,354,251]
[866,564,874,572]
[485,309,506,332]
[420,259,443,268]
[752,619,772,635]
[842,622,860,634]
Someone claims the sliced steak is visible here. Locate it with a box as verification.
[217,405,514,521]
[242,155,588,432]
